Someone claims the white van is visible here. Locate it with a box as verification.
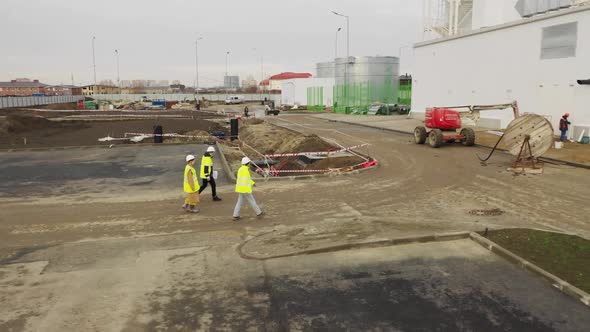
[224,95,245,105]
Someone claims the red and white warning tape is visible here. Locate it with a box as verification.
[124,132,217,139]
[263,143,370,158]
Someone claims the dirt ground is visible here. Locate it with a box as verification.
[1,113,589,330]
[0,112,226,149]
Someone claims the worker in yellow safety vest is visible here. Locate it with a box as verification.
[198,146,221,201]
[233,157,264,220]
[182,155,200,213]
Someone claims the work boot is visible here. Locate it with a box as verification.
[213,196,222,202]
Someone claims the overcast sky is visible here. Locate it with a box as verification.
[1,0,422,87]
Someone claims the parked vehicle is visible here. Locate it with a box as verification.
[224,95,245,105]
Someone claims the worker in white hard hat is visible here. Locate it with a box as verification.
[233,157,264,220]
[182,154,200,213]
[198,146,221,201]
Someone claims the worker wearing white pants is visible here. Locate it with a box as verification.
[233,157,264,220]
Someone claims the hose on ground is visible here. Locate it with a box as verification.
[477,134,504,162]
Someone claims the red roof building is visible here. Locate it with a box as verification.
[268,72,313,91]
[269,72,312,80]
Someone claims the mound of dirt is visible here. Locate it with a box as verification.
[38,102,80,110]
[239,121,335,155]
[0,115,57,135]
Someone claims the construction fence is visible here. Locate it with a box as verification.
[93,93,281,103]
[0,95,84,109]
[307,87,325,111]
[333,80,398,114]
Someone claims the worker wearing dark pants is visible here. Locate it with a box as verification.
[559,113,571,142]
[199,146,221,201]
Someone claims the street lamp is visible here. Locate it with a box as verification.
[253,48,264,102]
[331,11,350,111]
[225,51,230,99]
[195,37,203,101]
[115,49,120,93]
[92,36,97,87]
[335,27,342,59]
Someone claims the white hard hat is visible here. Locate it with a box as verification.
[207,146,215,153]
[186,154,195,162]
[241,157,251,165]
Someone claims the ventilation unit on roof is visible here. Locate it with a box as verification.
[515,0,573,18]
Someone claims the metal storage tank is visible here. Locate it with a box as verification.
[316,61,335,78]
[333,56,400,113]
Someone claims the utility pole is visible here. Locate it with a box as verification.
[253,48,264,102]
[331,11,350,112]
[225,51,230,99]
[115,49,120,93]
[335,27,342,59]
[195,37,203,101]
[92,36,97,87]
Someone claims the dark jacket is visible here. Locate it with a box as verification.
[559,117,571,131]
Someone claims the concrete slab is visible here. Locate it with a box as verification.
[2,234,588,331]
[0,144,228,200]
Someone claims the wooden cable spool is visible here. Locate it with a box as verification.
[503,114,554,158]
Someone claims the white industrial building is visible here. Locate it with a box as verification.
[281,78,335,108]
[413,0,590,136]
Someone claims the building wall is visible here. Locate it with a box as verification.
[280,78,335,107]
[472,0,521,29]
[269,80,283,91]
[412,6,590,133]
[0,87,44,96]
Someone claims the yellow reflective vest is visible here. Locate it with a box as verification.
[200,155,213,179]
[184,164,199,193]
[235,165,255,193]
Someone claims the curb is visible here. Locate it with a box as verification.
[312,116,590,170]
[216,141,236,182]
[238,231,471,261]
[237,229,590,308]
[469,232,590,307]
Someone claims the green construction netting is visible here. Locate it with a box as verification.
[333,79,398,114]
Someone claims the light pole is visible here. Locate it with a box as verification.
[115,49,120,93]
[253,48,264,102]
[195,37,203,101]
[225,51,230,99]
[92,36,97,87]
[331,11,350,112]
[335,27,342,59]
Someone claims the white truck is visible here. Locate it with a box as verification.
[224,95,245,105]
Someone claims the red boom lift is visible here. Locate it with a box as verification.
[414,102,521,148]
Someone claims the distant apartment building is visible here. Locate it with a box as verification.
[45,85,83,96]
[242,76,258,88]
[224,76,240,89]
[0,78,49,96]
[81,85,119,95]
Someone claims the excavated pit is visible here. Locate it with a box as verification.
[224,120,367,176]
